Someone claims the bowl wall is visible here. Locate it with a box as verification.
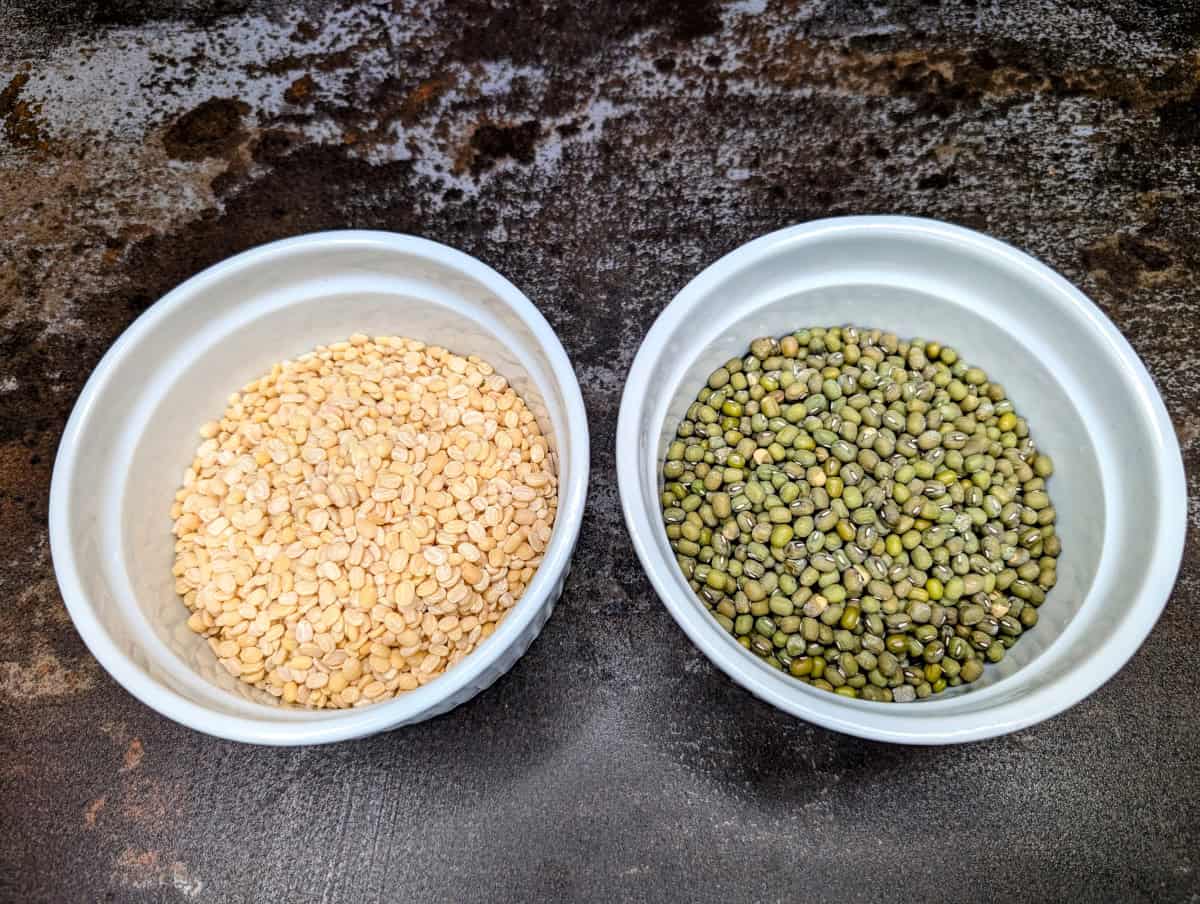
[618,217,1185,743]
[52,232,588,743]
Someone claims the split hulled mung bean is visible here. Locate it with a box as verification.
[660,325,1060,702]
[171,335,558,709]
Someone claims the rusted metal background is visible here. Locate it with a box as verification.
[2,1,1198,901]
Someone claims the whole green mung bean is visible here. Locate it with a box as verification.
[660,325,1061,702]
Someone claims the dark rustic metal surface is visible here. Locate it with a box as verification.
[2,1,1199,901]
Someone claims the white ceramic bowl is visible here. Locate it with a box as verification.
[617,216,1185,744]
[50,231,589,745]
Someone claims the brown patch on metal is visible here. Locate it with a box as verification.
[0,571,99,703]
[344,73,458,142]
[114,848,161,876]
[1082,233,1178,289]
[100,143,419,310]
[284,73,316,105]
[119,778,184,828]
[398,75,456,126]
[463,119,542,175]
[0,439,52,564]
[250,33,388,77]
[291,20,319,42]
[101,224,157,271]
[100,721,130,744]
[83,795,106,828]
[122,738,144,771]
[251,128,298,164]
[0,650,99,702]
[0,70,49,151]
[0,132,230,399]
[1176,412,1200,451]
[111,848,203,897]
[0,577,68,659]
[162,97,251,161]
[746,37,1195,115]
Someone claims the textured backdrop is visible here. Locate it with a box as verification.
[2,1,1198,901]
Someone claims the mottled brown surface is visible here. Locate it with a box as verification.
[2,1,1199,901]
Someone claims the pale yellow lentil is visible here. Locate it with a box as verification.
[170,335,558,709]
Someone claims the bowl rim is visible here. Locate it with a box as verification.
[49,230,590,745]
[616,214,1186,744]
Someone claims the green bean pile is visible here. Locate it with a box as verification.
[661,326,1060,702]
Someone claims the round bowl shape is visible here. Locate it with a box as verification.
[50,231,589,745]
[617,216,1185,745]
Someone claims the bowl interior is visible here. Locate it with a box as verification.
[59,236,578,724]
[624,220,1176,737]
